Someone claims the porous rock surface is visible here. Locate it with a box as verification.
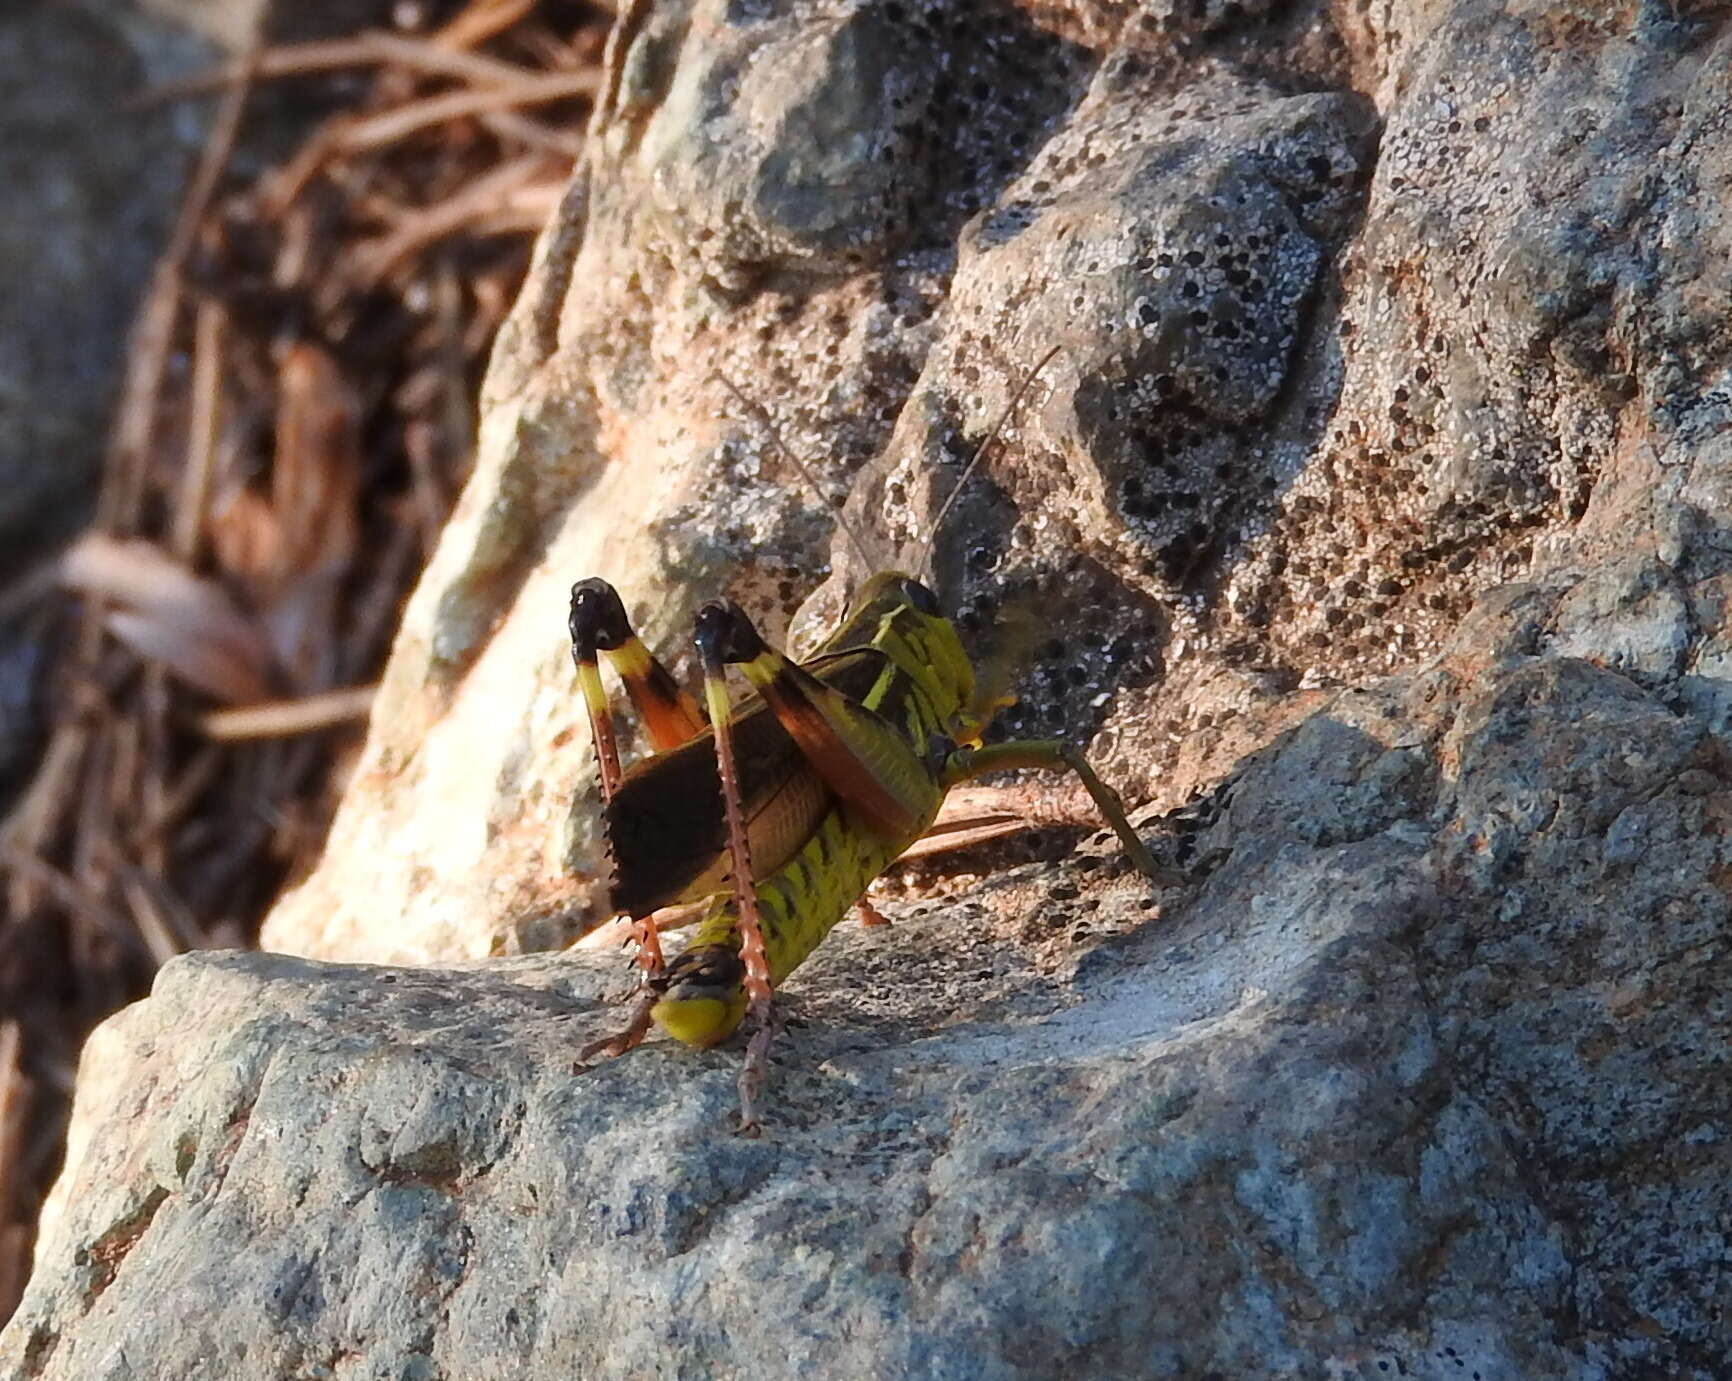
[8,0,1732,1376]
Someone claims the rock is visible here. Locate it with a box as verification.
[636,4,938,272]
[0,2,214,586]
[8,626,1732,1376]
[850,73,1374,602]
[13,0,1732,1374]
[260,11,1384,963]
[1546,553,1690,685]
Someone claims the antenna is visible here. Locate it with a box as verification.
[915,344,1063,585]
[714,374,878,573]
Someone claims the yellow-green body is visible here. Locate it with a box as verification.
[650,574,975,1046]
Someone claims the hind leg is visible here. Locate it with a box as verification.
[569,578,707,978]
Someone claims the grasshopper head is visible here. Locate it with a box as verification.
[831,571,977,731]
[651,945,749,1047]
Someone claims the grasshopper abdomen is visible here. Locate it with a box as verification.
[572,365,1170,1129]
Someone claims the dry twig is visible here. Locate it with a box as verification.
[201,686,377,741]
[337,67,596,152]
[139,31,534,105]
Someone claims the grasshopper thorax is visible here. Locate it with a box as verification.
[816,571,978,742]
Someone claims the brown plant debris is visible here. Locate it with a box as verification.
[0,0,606,1326]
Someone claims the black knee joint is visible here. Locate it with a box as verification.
[694,600,765,666]
[570,578,633,657]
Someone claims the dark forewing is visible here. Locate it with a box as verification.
[603,648,890,916]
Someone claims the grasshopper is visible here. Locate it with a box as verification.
[569,359,1169,1130]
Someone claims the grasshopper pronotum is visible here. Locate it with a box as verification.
[569,358,1169,1130]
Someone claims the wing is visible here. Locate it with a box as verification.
[602,647,890,917]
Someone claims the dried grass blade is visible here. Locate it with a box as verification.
[172,300,227,562]
[200,685,377,742]
[140,31,533,105]
[60,536,275,704]
[334,70,598,155]
[478,109,585,158]
[435,0,539,50]
[357,157,562,280]
[118,874,182,967]
[0,726,90,916]
[894,782,1106,862]
[896,819,1027,862]
[0,847,142,961]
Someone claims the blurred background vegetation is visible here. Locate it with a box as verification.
[0,0,605,1322]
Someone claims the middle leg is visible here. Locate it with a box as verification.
[941,739,1183,886]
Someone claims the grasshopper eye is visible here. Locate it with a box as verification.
[901,579,940,615]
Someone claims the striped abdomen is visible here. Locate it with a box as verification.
[645,572,976,1047]
[649,796,939,1046]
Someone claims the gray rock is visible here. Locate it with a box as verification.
[0,2,212,585]
[853,72,1375,600]
[8,633,1732,1377]
[1547,554,1691,685]
[636,2,937,273]
[12,0,1732,1374]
